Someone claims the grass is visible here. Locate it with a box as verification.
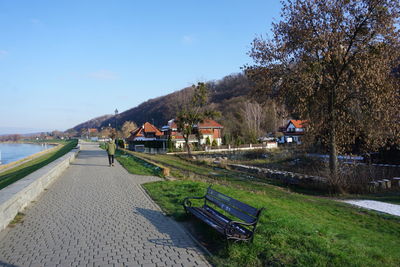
[0,139,78,190]
[113,150,400,265]
[130,153,255,182]
[143,179,400,267]
[115,150,163,177]
[9,212,25,227]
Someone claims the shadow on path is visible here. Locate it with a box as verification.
[0,260,20,267]
[134,207,198,250]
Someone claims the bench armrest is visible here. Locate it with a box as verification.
[183,196,205,208]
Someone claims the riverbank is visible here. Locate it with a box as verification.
[0,143,60,173]
[0,140,78,190]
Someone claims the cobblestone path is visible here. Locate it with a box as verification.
[0,144,210,267]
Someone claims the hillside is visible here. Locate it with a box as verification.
[70,114,113,132]
[69,73,284,142]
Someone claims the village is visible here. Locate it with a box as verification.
[84,118,306,152]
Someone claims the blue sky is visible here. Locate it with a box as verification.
[0,0,282,134]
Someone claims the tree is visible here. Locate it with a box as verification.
[65,129,78,138]
[205,136,211,146]
[247,0,400,191]
[167,136,173,152]
[121,121,137,139]
[212,139,218,147]
[176,82,218,156]
[51,130,64,139]
[242,101,265,142]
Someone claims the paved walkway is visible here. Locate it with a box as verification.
[0,144,210,267]
[342,199,400,217]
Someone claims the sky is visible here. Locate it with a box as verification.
[0,0,282,134]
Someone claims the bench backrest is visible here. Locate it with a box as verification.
[205,187,261,224]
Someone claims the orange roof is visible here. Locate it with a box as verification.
[198,119,223,129]
[88,128,98,133]
[200,129,213,135]
[127,122,162,141]
[143,122,162,136]
[289,120,307,128]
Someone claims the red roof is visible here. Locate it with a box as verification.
[200,129,213,135]
[127,122,162,141]
[289,120,307,129]
[198,119,223,129]
[143,122,162,136]
[88,128,98,133]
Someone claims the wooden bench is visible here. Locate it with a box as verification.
[183,186,264,242]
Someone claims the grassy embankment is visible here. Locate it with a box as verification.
[98,143,162,176]
[136,153,400,267]
[116,150,162,176]
[0,139,78,190]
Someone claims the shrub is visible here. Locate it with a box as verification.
[206,137,211,145]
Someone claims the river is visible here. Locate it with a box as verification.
[0,143,55,165]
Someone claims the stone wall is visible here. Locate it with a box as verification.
[228,163,328,190]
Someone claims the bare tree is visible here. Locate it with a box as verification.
[176,82,218,156]
[121,121,137,139]
[242,101,265,142]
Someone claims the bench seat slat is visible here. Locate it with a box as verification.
[207,188,259,217]
[203,206,252,236]
[186,206,252,238]
[185,207,225,233]
[206,195,256,224]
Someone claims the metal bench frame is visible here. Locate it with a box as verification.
[183,186,264,242]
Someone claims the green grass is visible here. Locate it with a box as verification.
[143,180,400,267]
[131,153,257,182]
[115,151,163,177]
[0,139,78,190]
[9,212,25,226]
[101,150,400,265]
[137,153,213,175]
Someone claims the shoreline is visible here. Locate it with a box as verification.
[0,143,61,172]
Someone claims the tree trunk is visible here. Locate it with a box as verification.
[183,135,192,157]
[329,130,343,193]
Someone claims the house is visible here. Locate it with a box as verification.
[161,119,224,149]
[126,122,166,152]
[278,120,307,144]
[88,128,98,136]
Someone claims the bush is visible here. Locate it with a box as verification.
[117,139,124,148]
[206,137,211,145]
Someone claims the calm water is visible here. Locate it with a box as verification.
[0,143,55,165]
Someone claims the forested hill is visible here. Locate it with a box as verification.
[70,114,114,132]
[71,73,254,132]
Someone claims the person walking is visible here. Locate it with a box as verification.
[105,139,117,166]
